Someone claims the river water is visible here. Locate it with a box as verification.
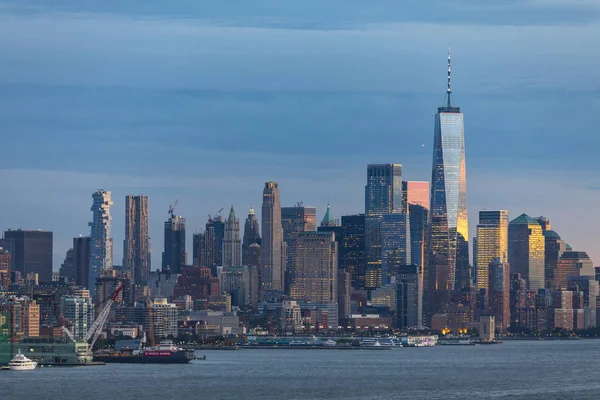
[1,340,598,400]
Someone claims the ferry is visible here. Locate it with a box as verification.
[93,341,192,364]
[9,350,38,371]
[438,336,476,346]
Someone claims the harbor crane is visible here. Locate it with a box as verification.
[63,284,124,353]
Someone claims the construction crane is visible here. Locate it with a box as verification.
[168,200,179,218]
[208,208,224,222]
[61,326,76,342]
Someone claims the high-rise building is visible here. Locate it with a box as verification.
[488,258,510,333]
[402,181,430,276]
[320,203,339,227]
[476,210,509,293]
[428,49,470,296]
[60,295,95,341]
[246,243,262,307]
[242,206,261,266]
[381,213,411,285]
[195,216,225,275]
[0,248,10,289]
[73,236,91,288]
[3,229,53,283]
[555,251,595,290]
[365,164,402,289]
[340,214,366,290]
[395,264,423,328]
[222,206,242,268]
[20,300,40,337]
[123,195,151,286]
[290,232,337,304]
[59,248,75,283]
[508,214,545,290]
[543,229,567,289]
[162,213,186,274]
[282,204,317,294]
[261,182,285,292]
[89,190,113,294]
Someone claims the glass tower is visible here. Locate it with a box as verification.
[428,50,470,296]
[364,164,402,289]
[508,214,545,291]
[476,210,508,292]
[89,190,113,295]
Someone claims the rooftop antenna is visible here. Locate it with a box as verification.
[447,47,452,108]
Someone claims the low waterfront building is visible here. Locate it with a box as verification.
[13,337,93,365]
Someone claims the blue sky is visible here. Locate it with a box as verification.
[0,0,598,269]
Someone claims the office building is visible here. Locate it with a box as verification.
[222,206,242,268]
[508,214,545,290]
[402,181,430,212]
[396,264,423,328]
[20,300,40,337]
[0,248,10,289]
[123,195,151,286]
[261,182,285,292]
[365,164,402,289]
[290,232,337,304]
[488,258,510,333]
[3,229,53,283]
[242,206,261,266]
[555,251,595,290]
[73,236,91,288]
[89,190,113,294]
[428,48,470,303]
[320,203,339,227]
[162,213,186,274]
[59,248,75,283]
[195,216,224,273]
[282,204,317,293]
[544,229,567,289]
[340,214,366,290]
[476,210,509,292]
[403,181,429,274]
[381,213,411,285]
[60,295,95,341]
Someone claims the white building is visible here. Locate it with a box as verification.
[60,296,95,341]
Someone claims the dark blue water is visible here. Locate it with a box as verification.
[1,340,598,399]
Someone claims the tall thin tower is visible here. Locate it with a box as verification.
[242,206,261,265]
[222,206,242,267]
[123,195,151,286]
[261,182,285,292]
[428,49,470,301]
[89,189,113,295]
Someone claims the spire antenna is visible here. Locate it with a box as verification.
[447,47,452,107]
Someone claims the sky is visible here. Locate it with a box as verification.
[0,0,598,269]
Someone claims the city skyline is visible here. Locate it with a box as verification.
[0,2,599,269]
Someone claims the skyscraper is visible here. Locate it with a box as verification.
[242,206,261,266]
[0,248,10,289]
[508,214,545,290]
[261,182,285,292]
[196,216,225,275]
[428,49,470,296]
[282,204,317,294]
[488,257,510,333]
[320,203,339,227]
[476,210,509,293]
[365,164,402,289]
[89,190,113,294]
[381,213,411,285]
[555,251,595,290]
[162,212,186,274]
[123,195,151,286]
[3,229,53,282]
[73,236,90,288]
[402,181,430,275]
[60,295,94,341]
[290,232,337,304]
[543,229,567,289]
[222,206,242,268]
[340,214,366,290]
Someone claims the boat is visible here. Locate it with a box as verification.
[93,341,191,364]
[438,336,476,346]
[323,339,337,347]
[9,350,38,371]
[361,339,382,347]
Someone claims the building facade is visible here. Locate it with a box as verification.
[162,214,186,273]
[60,295,95,341]
[365,164,402,289]
[282,204,317,294]
[340,214,366,290]
[123,195,151,286]
[242,206,261,266]
[3,229,53,283]
[381,213,411,285]
[222,206,242,268]
[261,182,285,292]
[508,214,545,290]
[476,210,509,292]
[290,232,338,304]
[89,190,113,294]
